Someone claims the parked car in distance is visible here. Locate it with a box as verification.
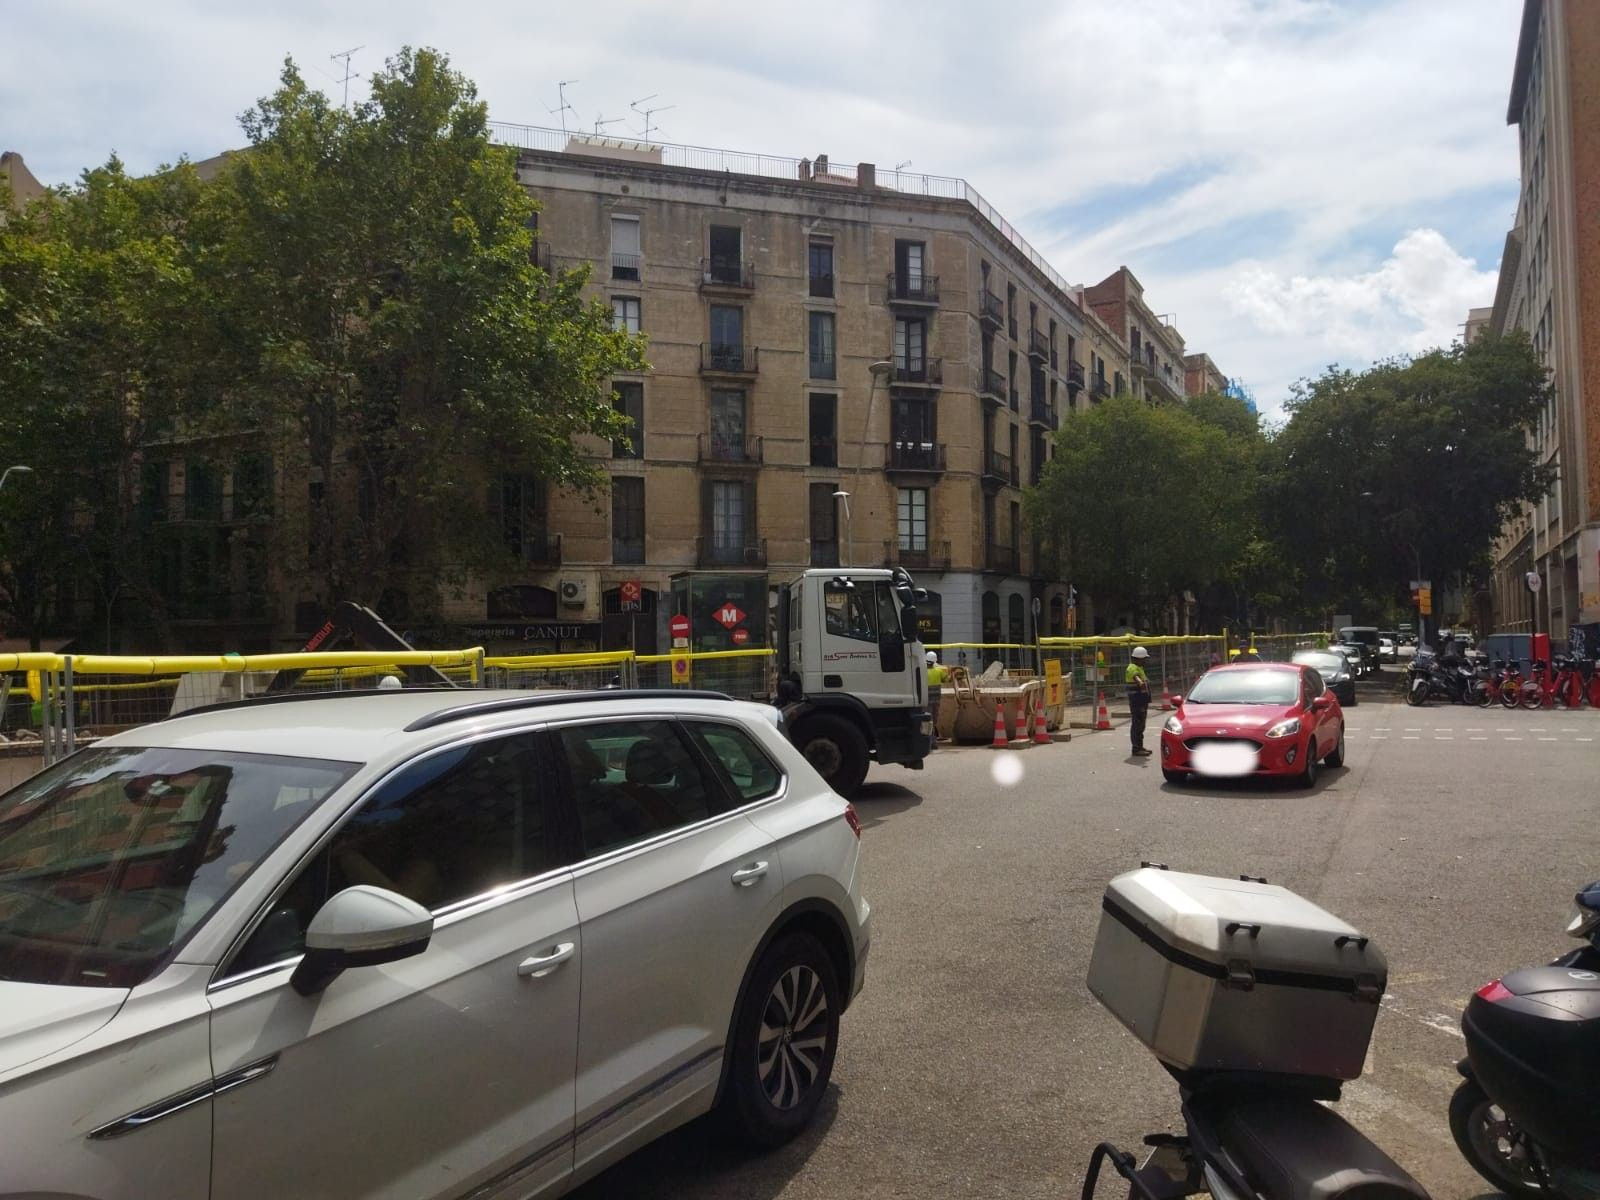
[1292,649,1358,707]
[1336,625,1382,672]
[0,688,871,1200]
[1377,637,1397,663]
[1334,642,1369,678]
[1160,662,1346,789]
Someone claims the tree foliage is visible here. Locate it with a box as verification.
[1027,394,1258,623]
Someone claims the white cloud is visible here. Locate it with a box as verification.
[1225,228,1498,361]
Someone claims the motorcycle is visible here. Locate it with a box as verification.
[1404,650,1474,706]
[1080,866,1431,1199]
[1451,881,1600,1198]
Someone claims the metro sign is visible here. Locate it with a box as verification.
[714,603,746,630]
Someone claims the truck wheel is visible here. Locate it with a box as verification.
[794,715,869,797]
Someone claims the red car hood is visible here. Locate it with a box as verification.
[1175,703,1298,733]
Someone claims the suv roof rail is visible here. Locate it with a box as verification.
[170,685,460,721]
[402,689,737,731]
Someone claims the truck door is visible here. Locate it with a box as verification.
[818,580,911,711]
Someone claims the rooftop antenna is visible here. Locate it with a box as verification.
[593,111,626,137]
[548,80,579,135]
[629,93,676,143]
[330,45,363,110]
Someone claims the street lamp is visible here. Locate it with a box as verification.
[846,361,895,568]
[832,490,852,569]
[0,465,33,493]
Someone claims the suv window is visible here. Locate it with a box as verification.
[555,721,717,856]
[687,722,782,803]
[229,733,546,976]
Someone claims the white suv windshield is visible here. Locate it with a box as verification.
[0,747,356,988]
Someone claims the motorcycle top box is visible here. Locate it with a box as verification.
[1462,964,1600,1166]
[1088,867,1387,1081]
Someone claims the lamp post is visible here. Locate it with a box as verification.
[847,361,894,568]
[832,490,852,569]
[0,465,33,493]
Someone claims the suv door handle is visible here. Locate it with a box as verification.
[517,942,576,978]
[731,862,769,887]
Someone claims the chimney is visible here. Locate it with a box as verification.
[815,154,829,176]
[857,162,875,190]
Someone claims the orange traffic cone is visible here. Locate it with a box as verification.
[990,703,1009,748]
[1095,691,1112,731]
[1160,684,1172,712]
[1032,703,1050,745]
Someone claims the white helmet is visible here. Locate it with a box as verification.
[925,650,939,665]
[1131,646,1149,660]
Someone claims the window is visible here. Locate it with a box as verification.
[708,479,750,555]
[3,747,356,988]
[809,242,834,298]
[1009,426,1019,482]
[809,393,837,466]
[710,389,747,460]
[612,476,645,564]
[891,394,934,446]
[232,454,272,519]
[555,721,715,857]
[1008,350,1019,408]
[894,318,926,375]
[230,735,544,976]
[1114,371,1126,396]
[1009,500,1021,550]
[186,460,223,522]
[824,581,878,643]
[710,304,743,351]
[1006,283,1018,337]
[894,239,925,289]
[809,482,839,567]
[612,382,643,459]
[808,311,836,380]
[1029,301,1038,333]
[708,225,742,283]
[898,487,928,552]
[1008,593,1025,645]
[688,722,783,803]
[611,296,641,334]
[498,475,550,562]
[610,215,641,281]
[982,590,1001,644]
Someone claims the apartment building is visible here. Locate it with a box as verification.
[471,128,1133,655]
[1488,0,1600,641]
[1082,268,1191,403]
[1183,353,1229,398]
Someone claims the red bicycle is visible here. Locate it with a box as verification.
[1523,655,1600,709]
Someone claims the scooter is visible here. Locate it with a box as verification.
[1451,881,1600,1198]
[1404,650,1474,706]
[1080,868,1431,1199]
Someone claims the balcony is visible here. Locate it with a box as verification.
[515,532,562,565]
[699,258,755,293]
[978,367,1006,405]
[979,290,1004,331]
[697,535,767,568]
[1029,400,1058,430]
[885,538,953,572]
[611,252,641,282]
[982,449,1017,488]
[1091,375,1110,400]
[892,357,942,387]
[985,542,1020,574]
[1146,371,1182,404]
[1028,328,1050,362]
[1067,360,1086,393]
[700,343,759,375]
[885,441,947,475]
[1131,355,1151,378]
[698,433,764,466]
[886,272,940,307]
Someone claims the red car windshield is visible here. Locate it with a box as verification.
[1187,670,1300,706]
[0,746,356,988]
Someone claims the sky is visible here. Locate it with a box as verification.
[4,0,1524,418]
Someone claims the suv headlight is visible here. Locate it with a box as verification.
[1163,715,1183,734]
[1264,717,1301,739]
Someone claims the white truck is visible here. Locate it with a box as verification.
[773,567,933,797]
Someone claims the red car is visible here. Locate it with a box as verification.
[1159,661,1346,788]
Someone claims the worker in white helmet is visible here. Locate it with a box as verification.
[1126,646,1152,757]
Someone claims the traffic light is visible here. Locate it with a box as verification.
[1419,587,1433,616]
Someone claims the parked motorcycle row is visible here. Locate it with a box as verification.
[1080,868,1600,1200]
[1405,648,1600,709]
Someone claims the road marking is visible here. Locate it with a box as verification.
[1402,736,1419,740]
[1538,736,1558,741]
[1375,727,1391,731]
[1496,728,1513,732]
[1505,737,1524,741]
[1404,728,1421,732]
[1466,727,1483,732]
[1579,738,1594,743]
[1470,736,1488,741]
[1434,736,1454,741]
[1370,735,1387,740]
[1530,727,1545,732]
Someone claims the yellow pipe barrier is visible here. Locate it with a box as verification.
[40,649,485,676]
[636,649,774,663]
[486,651,636,670]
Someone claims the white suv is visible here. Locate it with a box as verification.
[0,689,870,1199]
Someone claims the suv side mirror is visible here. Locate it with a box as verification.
[290,885,434,996]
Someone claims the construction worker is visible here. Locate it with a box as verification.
[925,651,947,744]
[1126,646,1152,757]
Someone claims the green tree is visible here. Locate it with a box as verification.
[1027,395,1257,626]
[1265,334,1553,612]
[192,47,644,617]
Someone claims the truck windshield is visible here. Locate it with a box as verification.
[0,746,357,988]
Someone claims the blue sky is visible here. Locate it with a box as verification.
[4,0,1524,417]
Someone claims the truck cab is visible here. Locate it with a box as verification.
[776,568,932,797]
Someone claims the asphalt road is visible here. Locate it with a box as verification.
[574,678,1599,1200]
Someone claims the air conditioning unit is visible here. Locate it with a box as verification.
[558,578,587,608]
